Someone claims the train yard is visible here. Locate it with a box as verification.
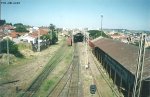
[46,43,81,97]
[0,36,122,97]
[45,42,118,97]
[21,41,121,97]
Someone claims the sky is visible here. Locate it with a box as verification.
[1,0,150,30]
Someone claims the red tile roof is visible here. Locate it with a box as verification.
[9,32,25,38]
[29,29,48,38]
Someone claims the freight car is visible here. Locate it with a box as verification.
[67,36,72,46]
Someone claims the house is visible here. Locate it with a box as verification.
[9,32,25,38]
[4,25,14,30]
[20,28,49,44]
[0,31,6,39]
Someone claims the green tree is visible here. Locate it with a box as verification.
[15,25,29,32]
[0,20,6,26]
[1,39,23,57]
[49,24,58,44]
[14,23,29,32]
[14,23,23,26]
[5,23,12,25]
[40,34,51,40]
[51,31,58,44]
[49,24,55,32]
[88,30,110,39]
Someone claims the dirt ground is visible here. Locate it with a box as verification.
[0,37,64,97]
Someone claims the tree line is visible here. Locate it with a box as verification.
[88,30,111,39]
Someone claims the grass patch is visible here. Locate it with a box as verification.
[33,79,56,97]
[18,43,32,50]
[0,65,10,84]
[44,80,54,91]
[63,46,73,66]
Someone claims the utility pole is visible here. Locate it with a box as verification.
[33,27,40,52]
[84,30,89,68]
[87,32,89,65]
[0,0,1,20]
[86,31,88,65]
[72,30,74,46]
[72,29,74,55]
[84,30,86,65]
[7,30,10,65]
[101,15,103,36]
[132,33,146,97]
[4,29,10,65]
[38,29,40,52]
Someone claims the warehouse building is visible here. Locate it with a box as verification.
[91,38,150,97]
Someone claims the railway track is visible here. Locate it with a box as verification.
[47,43,81,97]
[90,51,122,97]
[46,61,74,97]
[67,52,80,97]
[21,42,68,97]
[88,61,104,97]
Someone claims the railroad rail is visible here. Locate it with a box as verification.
[47,43,81,97]
[21,42,68,97]
[90,50,123,97]
[46,61,74,97]
[67,55,80,97]
[88,61,104,97]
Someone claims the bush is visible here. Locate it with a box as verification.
[15,25,29,32]
[88,30,110,39]
[14,23,29,32]
[0,20,6,26]
[1,39,23,57]
[51,31,58,44]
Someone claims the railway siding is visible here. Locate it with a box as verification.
[48,43,82,97]
[21,41,69,97]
